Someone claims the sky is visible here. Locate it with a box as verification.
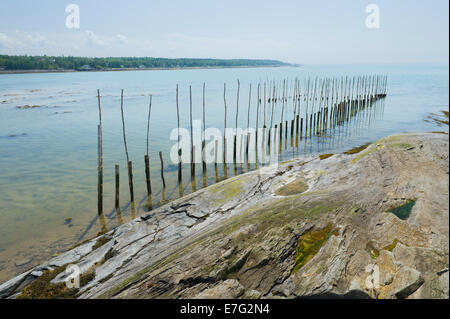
[0,0,448,64]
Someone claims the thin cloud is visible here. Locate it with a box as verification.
[85,30,108,47]
[0,32,23,49]
[0,30,296,61]
[116,34,128,44]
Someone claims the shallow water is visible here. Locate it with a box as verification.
[0,64,448,283]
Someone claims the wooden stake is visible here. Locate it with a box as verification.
[189,86,194,177]
[144,155,151,196]
[159,151,166,188]
[127,160,134,203]
[255,83,260,166]
[223,83,227,171]
[202,83,207,174]
[176,85,182,183]
[97,90,103,216]
[300,117,303,140]
[233,80,240,164]
[145,95,152,195]
[115,164,120,211]
[120,89,134,202]
[214,139,219,183]
[97,125,103,216]
[246,84,251,162]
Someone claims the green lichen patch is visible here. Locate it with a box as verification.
[352,143,385,164]
[319,153,334,160]
[388,200,416,220]
[366,239,405,260]
[274,178,308,196]
[382,239,401,252]
[280,159,295,165]
[209,176,248,204]
[17,267,78,299]
[219,193,342,244]
[343,143,371,155]
[366,242,380,259]
[348,205,363,216]
[292,224,335,274]
[430,131,449,135]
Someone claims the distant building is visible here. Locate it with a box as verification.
[80,65,92,70]
[139,65,146,69]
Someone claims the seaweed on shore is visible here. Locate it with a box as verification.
[318,153,334,160]
[292,224,337,273]
[17,267,77,299]
[343,143,371,155]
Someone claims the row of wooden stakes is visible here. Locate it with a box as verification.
[96,74,388,216]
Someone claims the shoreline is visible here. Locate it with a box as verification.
[0,132,448,299]
[0,65,298,75]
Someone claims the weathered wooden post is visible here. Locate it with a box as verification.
[214,139,219,182]
[255,83,260,167]
[127,161,134,203]
[239,134,244,172]
[120,89,134,203]
[191,145,197,192]
[145,94,152,196]
[176,84,182,183]
[202,83,207,175]
[97,125,103,215]
[285,119,288,148]
[115,164,121,212]
[314,112,317,135]
[189,86,195,177]
[316,111,320,135]
[233,80,240,165]
[290,118,294,144]
[223,83,228,176]
[159,151,166,188]
[97,90,103,216]
[246,83,251,164]
[300,117,303,140]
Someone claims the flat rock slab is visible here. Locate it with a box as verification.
[1,132,448,299]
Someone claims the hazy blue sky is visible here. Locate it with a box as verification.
[0,0,448,64]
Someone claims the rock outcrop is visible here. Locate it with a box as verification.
[1,132,448,299]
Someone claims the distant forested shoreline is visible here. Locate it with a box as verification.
[0,55,294,72]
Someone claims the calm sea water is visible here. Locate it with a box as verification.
[0,64,448,283]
